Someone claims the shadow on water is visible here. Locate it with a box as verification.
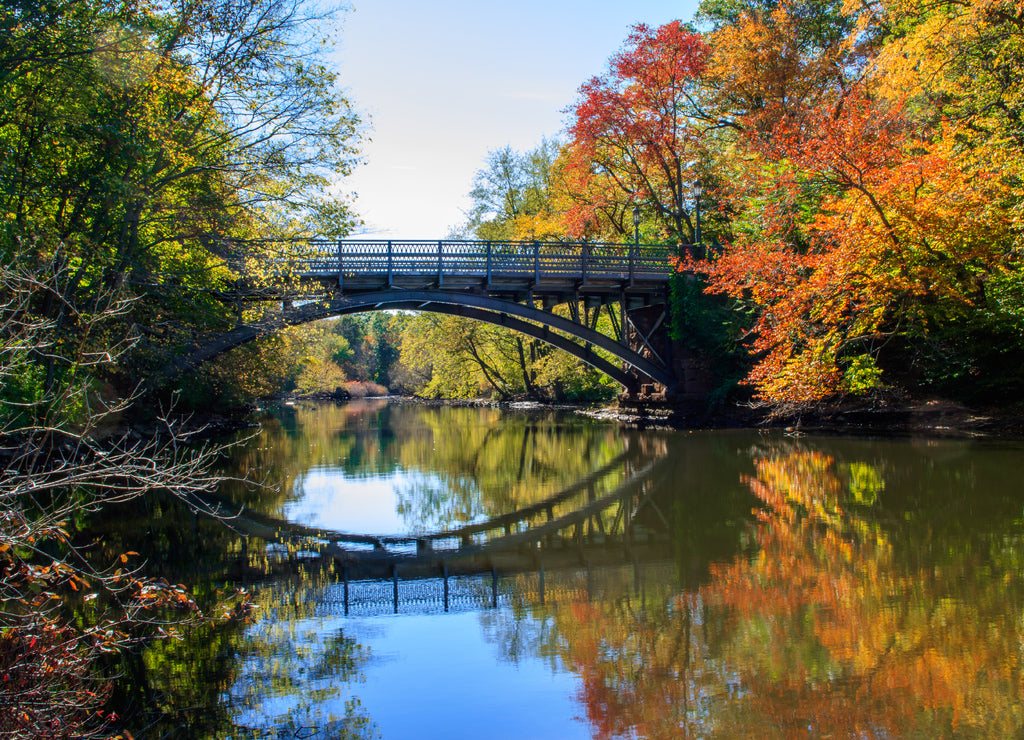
[84,401,1024,739]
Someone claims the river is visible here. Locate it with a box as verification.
[108,399,1024,738]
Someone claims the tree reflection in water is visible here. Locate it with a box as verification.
[526,441,1024,739]
[217,400,630,533]
[226,577,380,739]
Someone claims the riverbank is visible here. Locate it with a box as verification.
[603,396,1024,438]
[344,394,1024,439]
[147,392,1024,442]
[400,392,1024,438]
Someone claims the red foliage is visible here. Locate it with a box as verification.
[563,21,710,241]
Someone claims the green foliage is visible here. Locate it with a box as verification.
[294,357,347,395]
[398,312,613,402]
[985,266,1024,330]
[669,272,752,405]
[842,355,884,395]
[369,312,403,386]
[464,139,562,240]
[0,351,45,424]
[0,0,362,400]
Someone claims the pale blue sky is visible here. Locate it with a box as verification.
[331,0,700,238]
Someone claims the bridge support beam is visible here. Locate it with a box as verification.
[623,300,712,401]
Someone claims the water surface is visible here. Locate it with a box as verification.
[125,401,1024,738]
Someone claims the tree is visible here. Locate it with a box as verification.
[292,322,350,395]
[0,261,246,739]
[697,0,868,133]
[463,139,565,241]
[0,0,362,729]
[562,21,712,243]
[689,0,1024,403]
[0,0,362,393]
[697,92,1006,400]
[400,314,525,399]
[397,311,614,402]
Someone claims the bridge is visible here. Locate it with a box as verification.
[164,239,700,396]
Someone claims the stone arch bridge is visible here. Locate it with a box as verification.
[163,239,706,396]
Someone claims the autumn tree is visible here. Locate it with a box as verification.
[868,0,1024,384]
[697,0,869,132]
[561,21,713,244]
[696,90,1013,401]
[686,0,1024,403]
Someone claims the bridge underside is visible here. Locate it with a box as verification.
[168,287,678,394]
[313,269,666,309]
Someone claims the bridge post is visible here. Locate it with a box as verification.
[337,240,343,289]
[387,240,393,286]
[343,566,349,615]
[486,241,492,284]
[619,288,627,343]
[533,241,539,284]
[437,240,443,286]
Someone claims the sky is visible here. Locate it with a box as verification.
[330,0,701,238]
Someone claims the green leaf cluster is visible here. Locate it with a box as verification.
[1,0,362,407]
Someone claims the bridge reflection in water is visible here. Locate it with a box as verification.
[320,561,680,617]
[225,437,681,616]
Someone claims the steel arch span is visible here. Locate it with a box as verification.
[159,290,675,391]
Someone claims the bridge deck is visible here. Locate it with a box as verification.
[294,239,679,298]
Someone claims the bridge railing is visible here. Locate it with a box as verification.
[295,239,679,281]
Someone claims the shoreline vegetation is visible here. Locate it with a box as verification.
[257,392,1024,440]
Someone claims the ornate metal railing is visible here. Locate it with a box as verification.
[294,239,679,283]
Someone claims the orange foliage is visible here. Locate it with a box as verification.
[694,88,1012,401]
[703,0,864,132]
